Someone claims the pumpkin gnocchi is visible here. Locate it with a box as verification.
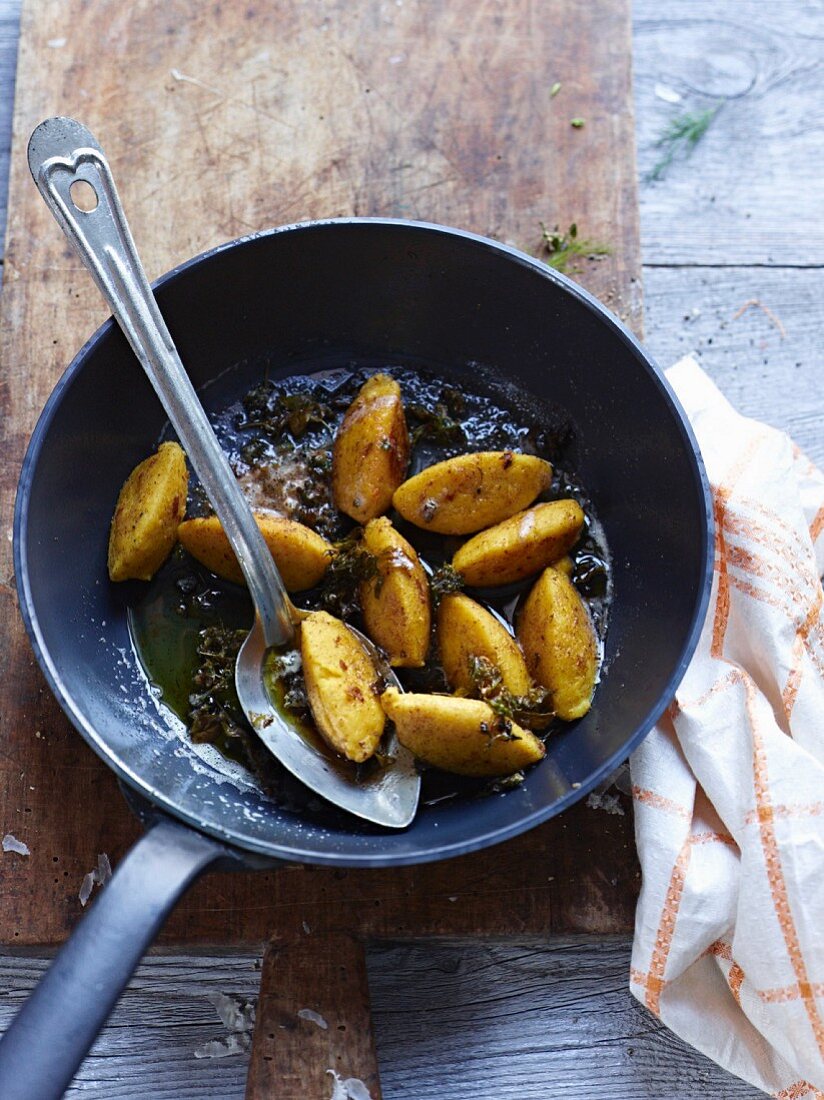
[300,611,386,762]
[360,517,431,667]
[452,500,584,586]
[381,688,545,777]
[438,593,530,696]
[517,566,599,720]
[392,451,552,535]
[108,441,188,582]
[332,373,410,523]
[178,513,333,591]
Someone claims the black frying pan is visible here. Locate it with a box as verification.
[1,219,713,1098]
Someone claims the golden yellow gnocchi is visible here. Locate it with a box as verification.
[178,513,332,591]
[360,517,431,667]
[437,593,530,695]
[392,451,552,535]
[516,566,598,720]
[452,500,584,586]
[300,611,386,762]
[332,374,410,523]
[108,441,188,582]
[381,688,545,777]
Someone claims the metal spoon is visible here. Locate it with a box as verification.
[27,116,420,828]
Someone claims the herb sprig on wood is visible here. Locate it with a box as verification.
[646,102,723,182]
[537,222,611,273]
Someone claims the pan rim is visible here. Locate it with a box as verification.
[13,216,714,867]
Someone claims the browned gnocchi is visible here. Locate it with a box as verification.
[392,451,552,535]
[381,688,545,777]
[300,610,386,762]
[332,374,410,523]
[108,441,188,582]
[452,500,584,586]
[517,565,599,720]
[360,517,431,667]
[438,593,530,696]
[178,513,333,591]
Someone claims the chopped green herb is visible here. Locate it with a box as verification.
[440,385,466,418]
[646,102,723,182]
[188,625,253,765]
[408,402,467,449]
[550,82,562,98]
[429,563,465,606]
[482,771,526,795]
[537,221,611,274]
[241,383,332,440]
[467,655,555,731]
[570,117,585,129]
[479,713,521,743]
[320,530,379,619]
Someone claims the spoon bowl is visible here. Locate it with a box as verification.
[27,116,421,828]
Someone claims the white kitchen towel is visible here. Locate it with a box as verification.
[629,356,824,1098]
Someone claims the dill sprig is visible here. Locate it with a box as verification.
[646,103,723,182]
[538,222,611,273]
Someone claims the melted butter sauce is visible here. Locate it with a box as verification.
[128,362,612,814]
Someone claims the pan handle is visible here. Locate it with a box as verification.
[0,817,229,1099]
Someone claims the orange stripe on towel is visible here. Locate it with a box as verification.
[744,677,824,1058]
[644,837,693,1015]
[758,981,824,1004]
[744,801,824,826]
[727,962,745,1005]
[679,667,744,711]
[811,505,824,543]
[711,434,767,657]
[723,503,816,584]
[773,1082,824,1100]
[631,786,692,821]
[782,586,824,719]
[725,541,813,606]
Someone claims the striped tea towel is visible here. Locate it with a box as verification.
[630,356,824,1097]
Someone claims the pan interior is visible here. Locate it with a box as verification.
[14,220,712,865]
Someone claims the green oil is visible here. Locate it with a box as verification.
[127,548,255,767]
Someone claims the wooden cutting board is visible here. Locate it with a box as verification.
[0,0,641,1093]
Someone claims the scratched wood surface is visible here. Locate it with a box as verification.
[0,0,642,955]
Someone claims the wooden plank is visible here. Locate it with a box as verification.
[0,0,18,256]
[0,793,637,948]
[369,938,765,1099]
[633,0,824,266]
[0,0,642,948]
[643,265,824,466]
[0,942,764,1098]
[246,935,381,1100]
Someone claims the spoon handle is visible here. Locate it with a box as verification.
[27,116,294,647]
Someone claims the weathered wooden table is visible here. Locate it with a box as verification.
[0,0,820,1096]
